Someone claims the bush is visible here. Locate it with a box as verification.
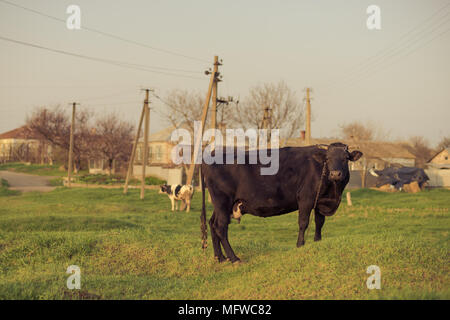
[145,176,166,185]
[1,178,9,188]
[75,174,165,186]
[0,178,20,196]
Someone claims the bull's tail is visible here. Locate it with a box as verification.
[200,166,207,250]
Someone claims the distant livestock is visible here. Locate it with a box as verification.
[159,184,194,212]
[369,167,429,191]
[201,143,363,263]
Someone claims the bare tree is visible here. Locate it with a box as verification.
[158,89,204,134]
[340,121,374,141]
[403,136,434,168]
[94,113,134,175]
[436,136,450,151]
[233,81,303,141]
[27,106,94,171]
[339,120,390,142]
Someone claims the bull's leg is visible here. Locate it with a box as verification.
[209,211,226,262]
[314,210,325,241]
[208,193,239,263]
[185,199,191,212]
[215,220,240,263]
[297,202,314,247]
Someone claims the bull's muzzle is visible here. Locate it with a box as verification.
[329,170,343,181]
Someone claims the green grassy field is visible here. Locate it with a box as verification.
[0,185,448,300]
[0,162,71,177]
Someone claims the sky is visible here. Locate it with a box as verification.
[0,0,449,146]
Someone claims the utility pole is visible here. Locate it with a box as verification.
[186,56,220,186]
[123,96,147,194]
[141,89,151,200]
[217,96,237,130]
[40,108,47,165]
[210,64,219,148]
[261,106,272,144]
[67,102,78,188]
[305,88,312,145]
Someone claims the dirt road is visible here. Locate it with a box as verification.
[0,171,56,192]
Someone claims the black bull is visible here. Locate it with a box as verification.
[200,142,363,263]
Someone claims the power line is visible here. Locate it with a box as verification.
[324,20,450,92]
[0,0,210,64]
[0,35,205,80]
[78,89,140,102]
[83,100,142,107]
[320,2,450,91]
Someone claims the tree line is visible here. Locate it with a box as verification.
[26,106,134,174]
[13,81,449,173]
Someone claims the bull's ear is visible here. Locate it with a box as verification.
[349,150,363,161]
[312,150,327,163]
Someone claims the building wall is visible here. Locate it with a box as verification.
[133,165,182,185]
[0,138,40,161]
[425,169,450,187]
[430,150,450,165]
[346,170,378,189]
[136,141,173,165]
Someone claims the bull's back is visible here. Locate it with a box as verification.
[203,147,320,216]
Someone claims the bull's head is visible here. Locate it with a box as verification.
[312,143,363,182]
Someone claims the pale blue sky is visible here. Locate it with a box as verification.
[0,0,449,145]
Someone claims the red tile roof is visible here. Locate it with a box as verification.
[0,126,39,140]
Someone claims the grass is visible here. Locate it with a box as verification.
[0,162,67,177]
[0,163,165,186]
[75,174,165,186]
[0,187,448,300]
[0,178,20,196]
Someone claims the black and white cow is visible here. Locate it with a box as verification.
[200,143,363,263]
[159,184,194,212]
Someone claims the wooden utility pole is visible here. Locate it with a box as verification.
[123,100,147,194]
[140,89,150,200]
[261,106,272,144]
[305,88,312,145]
[67,102,77,188]
[186,56,220,186]
[210,66,218,148]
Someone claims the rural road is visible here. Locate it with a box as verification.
[0,171,56,192]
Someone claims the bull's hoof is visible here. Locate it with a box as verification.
[215,256,227,263]
[314,237,322,242]
[232,259,242,265]
[296,241,305,248]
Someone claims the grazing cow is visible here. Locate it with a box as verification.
[200,143,363,263]
[159,184,194,212]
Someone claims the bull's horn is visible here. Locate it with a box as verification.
[369,167,379,177]
[316,144,329,150]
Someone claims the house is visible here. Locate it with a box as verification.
[88,158,124,175]
[425,148,450,187]
[133,125,185,185]
[427,148,450,169]
[0,126,52,164]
